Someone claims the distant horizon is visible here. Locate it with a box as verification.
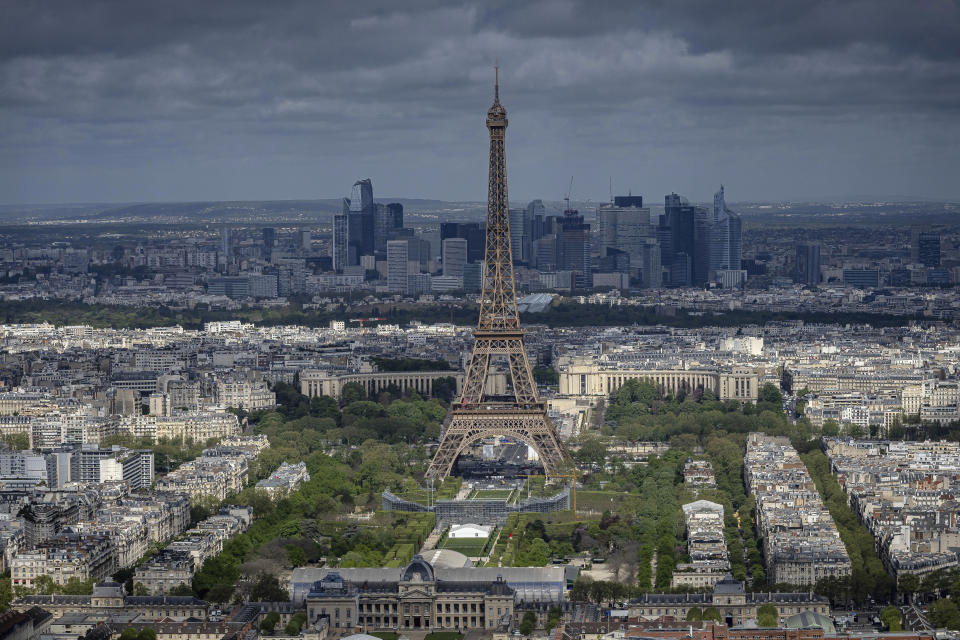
[2,192,960,211]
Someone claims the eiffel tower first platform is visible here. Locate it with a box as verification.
[426,71,572,479]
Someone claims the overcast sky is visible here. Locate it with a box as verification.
[2,0,959,205]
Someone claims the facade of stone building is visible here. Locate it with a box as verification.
[305,556,515,632]
[631,577,830,627]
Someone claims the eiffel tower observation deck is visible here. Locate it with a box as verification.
[426,70,572,479]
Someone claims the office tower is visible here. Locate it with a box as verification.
[351,178,374,212]
[374,204,392,254]
[638,239,662,289]
[527,199,547,248]
[300,230,312,251]
[693,186,742,285]
[442,238,468,278]
[663,193,696,286]
[440,222,485,263]
[912,228,941,267]
[713,185,742,272]
[332,204,349,273]
[348,178,375,261]
[387,239,409,294]
[795,243,821,284]
[262,227,276,249]
[248,274,278,298]
[387,202,404,229]
[422,227,442,261]
[533,235,557,271]
[462,262,483,291]
[596,195,652,264]
[843,269,880,288]
[509,208,529,264]
[220,227,231,258]
[557,209,591,288]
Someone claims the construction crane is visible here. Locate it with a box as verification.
[520,471,579,514]
[564,176,574,214]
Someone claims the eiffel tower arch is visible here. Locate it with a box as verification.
[427,70,572,479]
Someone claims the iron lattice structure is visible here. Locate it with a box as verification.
[427,71,571,479]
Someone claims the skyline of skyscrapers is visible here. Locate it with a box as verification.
[334,177,405,271]
[328,175,743,291]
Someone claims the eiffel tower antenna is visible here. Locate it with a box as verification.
[427,68,572,479]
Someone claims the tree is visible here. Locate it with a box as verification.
[0,579,12,612]
[576,438,607,468]
[880,606,902,631]
[206,583,235,603]
[760,383,783,405]
[284,612,307,635]
[340,382,366,405]
[685,608,702,622]
[286,544,307,568]
[702,607,722,623]
[32,575,57,595]
[120,629,139,640]
[519,611,537,635]
[757,603,778,627]
[821,419,840,437]
[260,611,281,634]
[133,582,148,596]
[169,583,195,596]
[250,573,289,602]
[929,598,960,630]
[137,629,157,640]
[898,573,920,599]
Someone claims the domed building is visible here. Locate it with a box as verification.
[305,555,515,632]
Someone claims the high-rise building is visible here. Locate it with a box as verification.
[795,243,821,284]
[596,195,652,267]
[442,238,468,278]
[262,227,276,249]
[509,208,529,264]
[332,207,349,273]
[300,230,312,252]
[557,209,591,288]
[375,203,405,255]
[527,199,548,252]
[349,178,375,261]
[662,193,696,286]
[843,269,880,288]
[693,186,742,285]
[220,227,231,259]
[386,240,409,294]
[638,238,662,289]
[386,202,404,229]
[440,222,485,263]
[374,204,392,254]
[912,228,941,267]
[533,234,558,271]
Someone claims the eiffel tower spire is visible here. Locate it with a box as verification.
[427,70,571,479]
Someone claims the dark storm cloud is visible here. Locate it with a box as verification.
[1,0,959,204]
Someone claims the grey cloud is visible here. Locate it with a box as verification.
[0,0,958,204]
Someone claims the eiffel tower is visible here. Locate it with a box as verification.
[427,70,571,479]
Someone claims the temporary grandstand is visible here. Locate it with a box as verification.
[382,488,569,525]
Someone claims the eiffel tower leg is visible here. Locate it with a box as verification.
[459,350,490,406]
[505,337,538,405]
[427,409,571,478]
